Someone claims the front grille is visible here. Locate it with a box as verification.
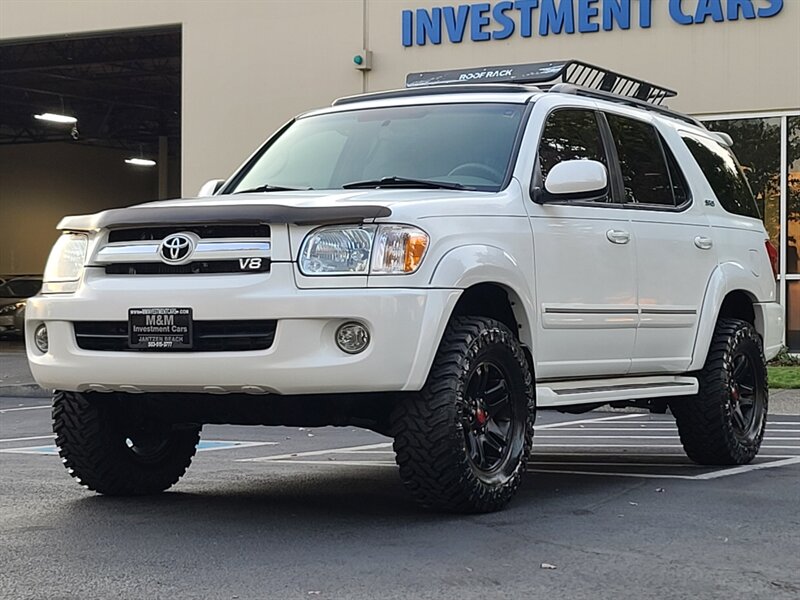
[105,260,271,275]
[108,224,270,243]
[74,320,277,352]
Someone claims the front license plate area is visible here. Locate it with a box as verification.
[129,308,192,350]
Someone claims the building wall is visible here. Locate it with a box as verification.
[2,0,797,196]
[0,143,160,273]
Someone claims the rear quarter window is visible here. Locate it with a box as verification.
[680,132,760,219]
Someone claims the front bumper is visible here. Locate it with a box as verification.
[25,264,460,394]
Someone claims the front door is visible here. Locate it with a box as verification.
[528,107,637,380]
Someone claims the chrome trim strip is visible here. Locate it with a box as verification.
[543,307,639,315]
[93,240,271,264]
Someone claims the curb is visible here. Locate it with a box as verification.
[0,384,50,398]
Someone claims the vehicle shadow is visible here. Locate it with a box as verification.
[60,465,638,529]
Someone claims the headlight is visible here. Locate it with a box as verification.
[42,232,88,293]
[299,224,429,276]
[299,226,376,275]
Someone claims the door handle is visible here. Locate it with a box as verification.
[606,229,630,244]
[694,236,713,250]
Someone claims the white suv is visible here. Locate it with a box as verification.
[26,61,783,512]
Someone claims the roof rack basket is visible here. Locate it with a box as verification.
[405,60,677,106]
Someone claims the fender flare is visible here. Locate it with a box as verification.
[689,262,763,371]
[428,244,536,348]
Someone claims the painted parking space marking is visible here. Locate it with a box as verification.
[0,434,54,443]
[0,405,51,414]
[239,414,800,481]
[0,439,277,456]
[240,442,393,463]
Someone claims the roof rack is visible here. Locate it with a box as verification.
[405,59,676,106]
[549,83,702,127]
[332,83,537,106]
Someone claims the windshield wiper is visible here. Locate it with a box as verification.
[233,184,311,194]
[342,176,465,190]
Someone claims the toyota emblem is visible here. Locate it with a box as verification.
[159,233,196,264]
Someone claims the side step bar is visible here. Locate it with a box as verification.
[536,376,698,408]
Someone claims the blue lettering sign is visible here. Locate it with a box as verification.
[401,0,784,46]
[726,0,756,20]
[540,0,575,35]
[602,0,631,31]
[757,0,783,18]
[416,7,442,45]
[639,0,653,27]
[443,5,471,42]
[402,10,413,46]
[694,0,725,23]
[578,0,600,32]
[514,0,539,37]
[471,2,492,41]
[669,0,694,25]
[493,1,517,39]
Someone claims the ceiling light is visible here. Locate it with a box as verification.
[124,158,157,167]
[34,112,77,124]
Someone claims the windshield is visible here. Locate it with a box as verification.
[0,279,41,298]
[227,103,526,193]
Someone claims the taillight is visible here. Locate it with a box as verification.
[765,240,778,278]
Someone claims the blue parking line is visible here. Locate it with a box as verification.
[0,439,275,456]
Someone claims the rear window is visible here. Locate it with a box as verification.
[680,132,760,219]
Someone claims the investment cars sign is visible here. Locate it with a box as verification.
[401,0,784,46]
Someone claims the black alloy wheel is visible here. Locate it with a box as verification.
[670,318,768,465]
[392,316,535,513]
[462,361,519,478]
[728,350,766,441]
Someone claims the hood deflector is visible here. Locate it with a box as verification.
[57,204,393,231]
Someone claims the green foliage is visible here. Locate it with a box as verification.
[769,347,800,366]
[768,366,800,389]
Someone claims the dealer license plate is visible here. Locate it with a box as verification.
[128,307,193,350]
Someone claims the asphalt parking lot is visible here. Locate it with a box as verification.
[1,395,799,600]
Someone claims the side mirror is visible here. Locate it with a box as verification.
[197,179,225,197]
[542,159,608,199]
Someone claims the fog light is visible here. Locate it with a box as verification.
[34,323,49,353]
[335,321,370,354]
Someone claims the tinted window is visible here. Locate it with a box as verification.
[538,109,609,202]
[681,133,760,218]
[665,143,690,206]
[229,103,526,193]
[606,114,674,206]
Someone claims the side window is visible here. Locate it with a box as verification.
[606,114,674,206]
[664,143,691,206]
[538,109,610,202]
[680,132,760,219]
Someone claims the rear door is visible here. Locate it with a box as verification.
[603,111,718,373]
[528,105,638,379]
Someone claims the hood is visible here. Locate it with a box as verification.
[56,188,506,231]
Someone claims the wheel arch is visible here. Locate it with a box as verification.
[689,263,769,371]
[403,245,537,389]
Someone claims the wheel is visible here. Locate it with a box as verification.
[391,316,535,513]
[669,318,768,465]
[446,162,503,182]
[52,391,201,495]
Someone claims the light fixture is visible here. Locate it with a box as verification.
[124,157,156,167]
[34,112,77,124]
[34,324,49,353]
[335,321,370,354]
